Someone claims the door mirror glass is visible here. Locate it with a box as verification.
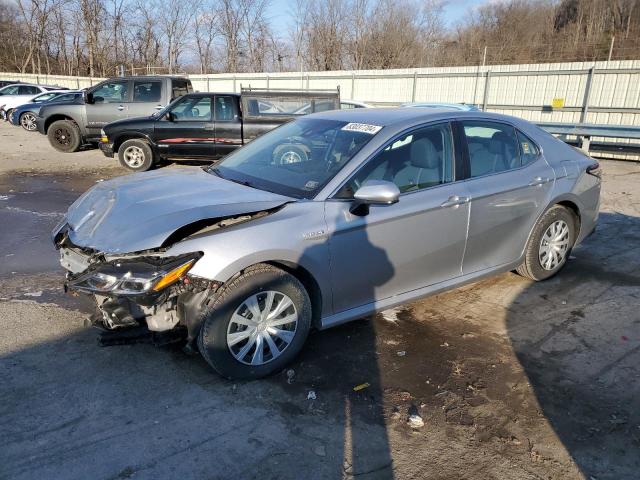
[164,111,175,122]
[85,92,94,104]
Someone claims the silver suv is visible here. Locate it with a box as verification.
[53,108,601,379]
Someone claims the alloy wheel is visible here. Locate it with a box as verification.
[226,291,298,366]
[538,219,570,270]
[123,145,145,168]
[21,113,36,131]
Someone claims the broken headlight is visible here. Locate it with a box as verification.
[68,253,201,295]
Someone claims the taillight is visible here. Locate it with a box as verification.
[586,162,601,179]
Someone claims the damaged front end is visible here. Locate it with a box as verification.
[53,224,221,349]
[51,167,293,348]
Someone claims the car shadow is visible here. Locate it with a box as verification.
[506,211,640,479]
[0,202,397,479]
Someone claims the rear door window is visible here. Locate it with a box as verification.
[461,121,520,178]
[171,79,191,101]
[133,80,162,102]
[214,96,236,121]
[19,85,40,95]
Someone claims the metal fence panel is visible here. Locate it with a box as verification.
[3,60,639,159]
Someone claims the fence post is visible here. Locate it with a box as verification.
[580,67,595,124]
[233,76,237,92]
[76,78,80,89]
[266,75,270,90]
[351,73,355,98]
[482,70,492,111]
[206,77,210,92]
[306,74,310,90]
[411,72,417,102]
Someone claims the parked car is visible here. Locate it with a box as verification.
[0,84,67,119]
[52,107,600,379]
[0,80,22,89]
[1,89,73,124]
[35,76,193,153]
[98,88,340,171]
[9,91,83,131]
[401,102,480,111]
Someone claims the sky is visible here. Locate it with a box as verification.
[265,0,493,35]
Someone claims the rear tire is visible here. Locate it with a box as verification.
[48,119,81,153]
[198,264,312,380]
[118,139,154,172]
[516,205,576,281]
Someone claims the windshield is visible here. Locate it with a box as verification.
[0,85,20,95]
[209,118,381,199]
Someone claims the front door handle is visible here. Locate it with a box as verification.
[154,105,164,110]
[440,195,470,208]
[529,176,551,186]
[117,105,126,111]
[202,124,215,131]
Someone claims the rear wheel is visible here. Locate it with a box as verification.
[48,119,81,152]
[118,139,154,172]
[516,205,576,281]
[5,109,14,122]
[198,264,312,379]
[20,112,37,131]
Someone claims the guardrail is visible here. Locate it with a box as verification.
[537,122,640,155]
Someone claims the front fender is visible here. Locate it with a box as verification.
[165,202,334,316]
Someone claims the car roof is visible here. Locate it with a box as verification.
[187,92,240,98]
[401,102,480,111]
[308,107,531,130]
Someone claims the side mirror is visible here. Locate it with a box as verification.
[350,180,400,216]
[165,111,175,122]
[85,92,94,104]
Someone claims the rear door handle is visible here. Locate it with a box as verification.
[529,176,551,186]
[203,124,215,131]
[117,105,126,111]
[154,105,164,110]
[440,195,470,208]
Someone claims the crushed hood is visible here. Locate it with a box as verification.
[64,167,292,253]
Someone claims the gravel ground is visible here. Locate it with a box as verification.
[0,121,639,480]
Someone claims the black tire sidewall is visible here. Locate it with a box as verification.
[48,120,81,152]
[118,139,154,172]
[199,267,312,380]
[525,206,576,281]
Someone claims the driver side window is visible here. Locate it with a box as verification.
[336,122,454,198]
[91,81,129,103]
[170,97,212,122]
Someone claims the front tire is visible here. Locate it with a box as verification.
[516,205,577,281]
[20,112,37,131]
[48,119,81,152]
[118,139,154,172]
[198,264,312,380]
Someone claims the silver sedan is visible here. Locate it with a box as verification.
[53,108,601,379]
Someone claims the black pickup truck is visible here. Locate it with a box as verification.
[99,88,341,171]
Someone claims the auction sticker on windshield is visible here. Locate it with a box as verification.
[341,123,383,134]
